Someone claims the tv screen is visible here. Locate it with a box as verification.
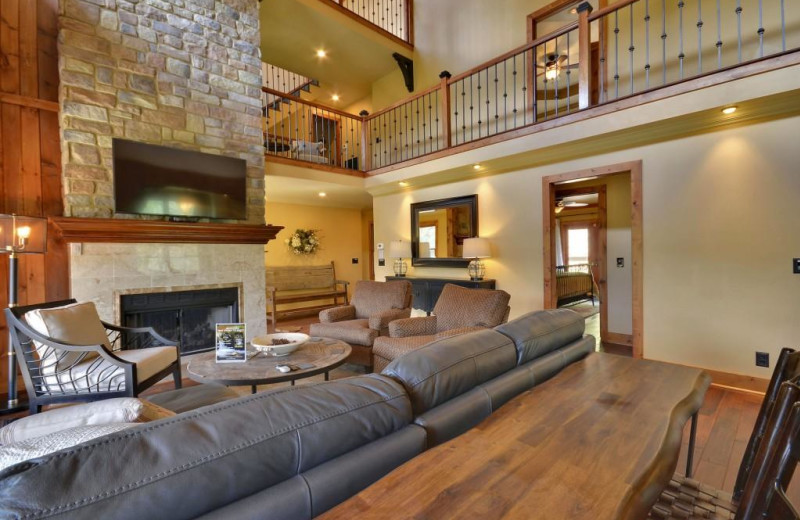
[113,139,247,220]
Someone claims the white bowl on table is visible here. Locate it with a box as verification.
[251,333,309,356]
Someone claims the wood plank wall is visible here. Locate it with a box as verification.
[0,0,68,398]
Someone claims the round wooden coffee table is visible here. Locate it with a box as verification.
[186,337,351,394]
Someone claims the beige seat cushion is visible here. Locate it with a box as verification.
[0,398,174,445]
[24,302,110,373]
[43,346,177,393]
[310,320,378,347]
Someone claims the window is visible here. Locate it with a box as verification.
[419,225,437,258]
[567,228,589,265]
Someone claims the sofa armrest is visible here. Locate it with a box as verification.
[319,305,356,323]
[389,316,438,338]
[369,308,412,334]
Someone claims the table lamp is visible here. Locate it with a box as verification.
[389,240,411,277]
[462,237,490,281]
[1,214,47,412]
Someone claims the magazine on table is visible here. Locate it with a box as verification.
[216,323,247,363]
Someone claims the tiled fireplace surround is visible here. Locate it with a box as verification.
[70,243,268,340]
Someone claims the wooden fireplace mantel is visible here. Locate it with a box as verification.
[49,217,284,245]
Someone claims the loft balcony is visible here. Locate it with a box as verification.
[263,0,800,178]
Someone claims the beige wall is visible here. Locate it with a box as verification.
[265,202,367,297]
[372,115,800,378]
[605,173,633,335]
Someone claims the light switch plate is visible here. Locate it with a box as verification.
[616,257,624,268]
[793,258,800,274]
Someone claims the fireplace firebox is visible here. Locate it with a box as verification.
[120,288,239,355]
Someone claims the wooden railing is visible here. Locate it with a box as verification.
[266,0,797,173]
[323,0,413,44]
[262,87,364,172]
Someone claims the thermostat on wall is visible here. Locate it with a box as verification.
[377,243,384,250]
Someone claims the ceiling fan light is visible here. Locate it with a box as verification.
[545,67,559,81]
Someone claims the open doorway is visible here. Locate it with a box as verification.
[542,161,643,358]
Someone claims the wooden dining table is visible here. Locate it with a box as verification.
[320,352,711,520]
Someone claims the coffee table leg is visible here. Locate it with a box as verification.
[291,380,295,386]
[251,385,257,394]
[325,371,329,381]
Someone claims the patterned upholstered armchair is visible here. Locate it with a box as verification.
[5,300,181,414]
[309,280,413,372]
[372,284,511,372]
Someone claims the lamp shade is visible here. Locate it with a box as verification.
[462,237,490,259]
[0,214,47,254]
[388,240,411,258]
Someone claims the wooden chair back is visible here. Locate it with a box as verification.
[736,381,800,519]
[734,347,800,501]
[265,261,337,291]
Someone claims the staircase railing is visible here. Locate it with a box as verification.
[266,0,797,174]
[322,0,413,44]
[262,87,365,172]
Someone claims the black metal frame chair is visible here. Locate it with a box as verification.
[5,299,181,414]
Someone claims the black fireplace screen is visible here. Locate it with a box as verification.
[120,288,239,355]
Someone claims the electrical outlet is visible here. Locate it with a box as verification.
[351,258,358,264]
[378,259,385,267]
[793,258,800,274]
[756,351,770,368]
[616,257,624,268]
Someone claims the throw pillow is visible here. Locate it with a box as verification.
[0,423,137,472]
[0,398,175,445]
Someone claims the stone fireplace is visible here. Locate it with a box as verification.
[58,0,275,337]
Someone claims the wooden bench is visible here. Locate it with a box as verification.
[265,261,349,332]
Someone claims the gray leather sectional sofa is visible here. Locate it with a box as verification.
[0,309,594,520]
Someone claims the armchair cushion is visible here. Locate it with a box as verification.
[368,308,412,334]
[0,398,175,445]
[432,285,511,333]
[351,281,412,320]
[24,302,109,369]
[319,305,356,323]
[43,346,178,393]
[309,320,377,347]
[388,316,438,338]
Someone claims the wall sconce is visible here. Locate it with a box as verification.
[462,237,491,281]
[389,240,411,277]
[0,214,48,411]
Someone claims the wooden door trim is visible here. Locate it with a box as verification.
[542,160,643,358]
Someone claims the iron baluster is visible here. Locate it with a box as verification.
[512,54,518,128]
[645,0,651,89]
[697,0,703,75]
[630,4,635,95]
[736,0,742,63]
[494,64,499,134]
[757,0,764,58]
[522,47,528,124]
[781,0,786,52]
[614,10,620,99]
[566,32,571,114]
[477,71,482,137]
[662,0,667,84]
[469,75,474,142]
[678,0,685,80]
[716,0,723,68]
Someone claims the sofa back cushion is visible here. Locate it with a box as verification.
[351,280,411,319]
[383,328,516,416]
[432,284,511,333]
[495,308,586,365]
[0,374,412,520]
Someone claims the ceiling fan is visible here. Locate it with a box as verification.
[554,197,588,214]
[537,53,579,81]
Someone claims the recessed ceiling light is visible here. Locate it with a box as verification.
[331,94,340,102]
[473,164,481,170]
[316,49,326,58]
[722,106,737,114]
[398,181,409,187]
[318,192,326,197]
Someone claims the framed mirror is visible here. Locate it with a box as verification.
[411,195,478,267]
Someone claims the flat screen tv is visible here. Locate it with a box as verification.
[113,139,247,220]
